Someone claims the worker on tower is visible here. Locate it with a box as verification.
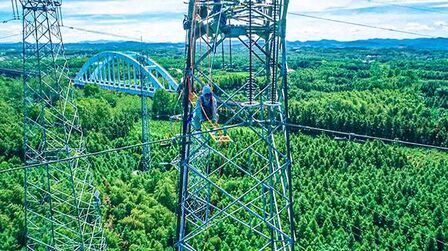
[193,85,219,131]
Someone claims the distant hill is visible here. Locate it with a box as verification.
[0,41,184,52]
[1,38,447,51]
[288,38,448,50]
[76,38,447,51]
[66,41,183,50]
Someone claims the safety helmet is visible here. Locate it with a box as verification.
[202,85,213,96]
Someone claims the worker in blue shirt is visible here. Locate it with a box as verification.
[193,85,219,131]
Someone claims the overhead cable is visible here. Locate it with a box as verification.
[62,25,149,42]
[0,33,20,40]
[283,123,448,152]
[288,12,438,38]
[0,123,242,175]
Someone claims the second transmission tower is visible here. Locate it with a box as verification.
[17,0,105,249]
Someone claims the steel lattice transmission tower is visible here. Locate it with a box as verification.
[18,0,105,249]
[177,0,295,250]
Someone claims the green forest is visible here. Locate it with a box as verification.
[0,44,447,250]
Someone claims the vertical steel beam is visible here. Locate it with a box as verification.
[176,0,196,250]
[176,1,295,250]
[18,0,105,249]
[139,54,150,171]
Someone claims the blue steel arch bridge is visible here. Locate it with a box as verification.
[74,51,179,96]
[75,51,180,171]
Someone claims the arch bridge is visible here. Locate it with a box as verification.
[75,51,179,97]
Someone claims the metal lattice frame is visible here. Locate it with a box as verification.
[75,51,180,171]
[20,0,105,249]
[177,0,295,250]
[138,52,151,171]
[74,51,179,97]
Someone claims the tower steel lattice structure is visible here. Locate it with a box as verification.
[74,50,181,171]
[177,0,295,250]
[137,52,151,171]
[18,0,105,249]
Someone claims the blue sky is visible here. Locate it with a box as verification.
[0,0,447,43]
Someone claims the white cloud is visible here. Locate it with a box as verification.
[63,0,186,16]
[0,0,447,43]
[434,21,448,27]
[62,17,183,43]
[289,0,356,12]
[0,2,11,9]
[405,22,433,31]
[432,3,448,8]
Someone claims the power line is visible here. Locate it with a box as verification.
[1,18,17,24]
[283,123,448,152]
[0,137,173,175]
[0,33,20,40]
[2,121,447,174]
[61,25,150,43]
[2,121,446,175]
[0,124,242,175]
[0,119,445,246]
[288,12,437,38]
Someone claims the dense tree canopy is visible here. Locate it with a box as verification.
[0,46,447,250]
